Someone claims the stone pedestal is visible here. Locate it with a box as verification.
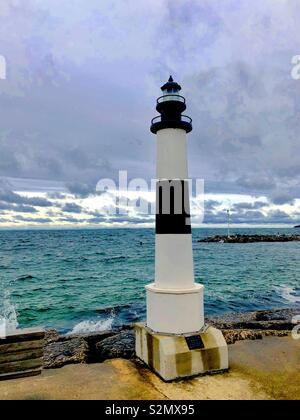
[135,323,228,382]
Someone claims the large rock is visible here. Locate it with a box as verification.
[207,308,299,331]
[44,330,118,369]
[255,309,298,321]
[223,329,290,345]
[95,330,135,361]
[44,337,89,369]
[223,329,263,345]
[44,329,60,344]
[75,331,118,363]
[212,320,294,331]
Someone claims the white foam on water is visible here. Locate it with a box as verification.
[277,285,300,304]
[0,297,18,336]
[67,316,115,336]
[0,318,6,338]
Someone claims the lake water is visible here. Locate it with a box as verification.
[0,228,299,334]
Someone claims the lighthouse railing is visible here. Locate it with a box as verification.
[151,114,192,125]
[157,94,185,104]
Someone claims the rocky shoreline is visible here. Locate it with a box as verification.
[198,234,300,243]
[43,308,299,369]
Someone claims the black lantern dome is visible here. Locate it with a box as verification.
[160,75,182,92]
[150,76,192,134]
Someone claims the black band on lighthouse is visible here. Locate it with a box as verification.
[156,180,191,234]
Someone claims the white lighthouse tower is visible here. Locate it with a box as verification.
[135,77,228,381]
[147,76,204,334]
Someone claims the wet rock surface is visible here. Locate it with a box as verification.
[43,308,299,368]
[44,336,89,369]
[44,330,118,369]
[198,234,300,243]
[206,308,299,327]
[206,308,298,344]
[222,329,263,345]
[95,330,135,361]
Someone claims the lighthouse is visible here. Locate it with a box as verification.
[147,76,204,334]
[135,77,228,381]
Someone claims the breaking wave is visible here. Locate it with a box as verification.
[67,315,115,336]
[0,292,18,334]
[277,285,300,304]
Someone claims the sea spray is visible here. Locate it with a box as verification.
[66,313,115,336]
[0,283,18,335]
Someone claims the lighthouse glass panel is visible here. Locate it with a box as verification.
[161,88,184,102]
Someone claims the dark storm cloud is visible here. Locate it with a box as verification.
[0,183,52,207]
[14,216,53,223]
[202,206,294,225]
[269,191,296,205]
[0,201,14,211]
[233,202,266,211]
[15,205,38,213]
[61,202,83,213]
[47,192,67,200]
[204,200,219,211]
[202,211,227,224]
[87,216,107,224]
[108,216,154,224]
[58,217,83,223]
[267,210,291,222]
[87,213,154,225]
[0,0,299,203]
[0,191,52,207]
[240,210,267,221]
[66,182,95,198]
[0,201,37,213]
[236,177,276,193]
[203,209,267,224]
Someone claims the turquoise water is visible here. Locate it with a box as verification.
[0,228,299,333]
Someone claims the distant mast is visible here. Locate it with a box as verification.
[227,209,230,238]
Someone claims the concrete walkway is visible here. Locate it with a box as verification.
[0,336,299,400]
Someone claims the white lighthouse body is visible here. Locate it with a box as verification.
[147,76,204,334]
[135,77,228,381]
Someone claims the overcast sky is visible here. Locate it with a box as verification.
[0,0,300,228]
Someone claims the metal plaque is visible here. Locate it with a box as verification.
[185,335,205,350]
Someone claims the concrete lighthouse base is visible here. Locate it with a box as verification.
[135,323,228,382]
[146,283,204,335]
